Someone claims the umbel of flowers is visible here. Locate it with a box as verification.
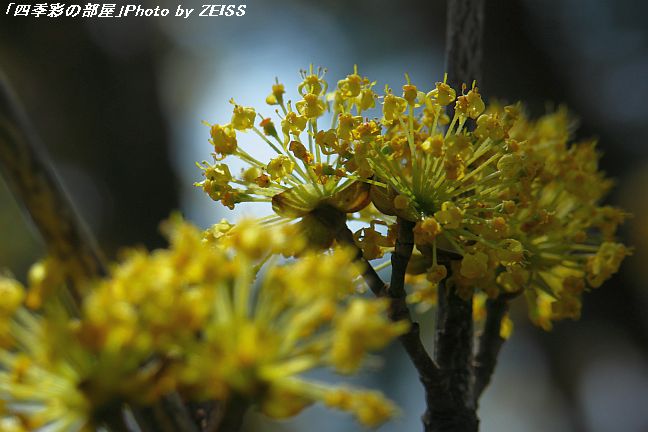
[0,218,407,430]
[198,66,630,331]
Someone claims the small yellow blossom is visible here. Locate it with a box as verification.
[434,202,464,229]
[420,134,444,157]
[585,242,631,288]
[337,113,361,141]
[427,264,448,283]
[210,123,238,157]
[296,93,326,119]
[455,84,485,119]
[460,252,489,279]
[281,111,308,136]
[413,217,442,245]
[331,298,408,374]
[382,91,407,123]
[230,103,256,131]
[266,82,285,105]
[267,155,295,180]
[337,71,364,99]
[0,276,24,316]
[427,77,456,106]
[323,388,397,428]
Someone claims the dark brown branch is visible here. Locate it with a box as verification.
[131,394,202,432]
[330,214,446,431]
[334,218,387,297]
[99,404,131,432]
[0,70,106,304]
[473,293,517,403]
[430,278,478,432]
[388,218,415,299]
[211,396,249,432]
[417,0,486,430]
[387,218,439,382]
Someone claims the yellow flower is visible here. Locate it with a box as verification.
[337,71,364,99]
[168,220,404,426]
[196,66,379,252]
[298,67,328,96]
[0,276,24,348]
[382,91,407,123]
[266,81,285,105]
[586,242,631,288]
[413,217,442,245]
[195,66,630,328]
[209,123,238,157]
[427,76,456,106]
[267,155,295,180]
[3,218,403,428]
[195,161,234,204]
[353,222,394,260]
[402,83,419,106]
[230,102,256,131]
[281,111,308,136]
[337,113,361,141]
[331,298,408,374]
[0,276,24,316]
[427,264,448,283]
[460,251,489,279]
[434,201,463,229]
[420,134,444,157]
[455,84,485,119]
[324,388,398,428]
[296,93,326,119]
[0,307,93,431]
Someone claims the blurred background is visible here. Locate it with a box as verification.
[1,0,647,431]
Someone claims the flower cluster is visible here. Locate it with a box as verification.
[198,67,629,330]
[0,219,407,430]
[196,65,379,248]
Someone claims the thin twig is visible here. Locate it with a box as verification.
[387,218,439,382]
[473,292,518,403]
[334,221,387,297]
[332,215,448,432]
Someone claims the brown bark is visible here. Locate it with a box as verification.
[421,0,486,430]
[445,0,485,90]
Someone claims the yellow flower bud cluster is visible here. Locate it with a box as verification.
[0,218,406,429]
[196,66,629,332]
[196,66,385,249]
[344,74,628,329]
[0,276,24,348]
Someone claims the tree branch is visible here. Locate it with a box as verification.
[0,70,106,305]
[334,217,437,380]
[387,218,439,382]
[416,0,486,429]
[430,277,478,432]
[330,214,448,431]
[445,0,485,90]
[473,293,517,403]
[334,218,387,297]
